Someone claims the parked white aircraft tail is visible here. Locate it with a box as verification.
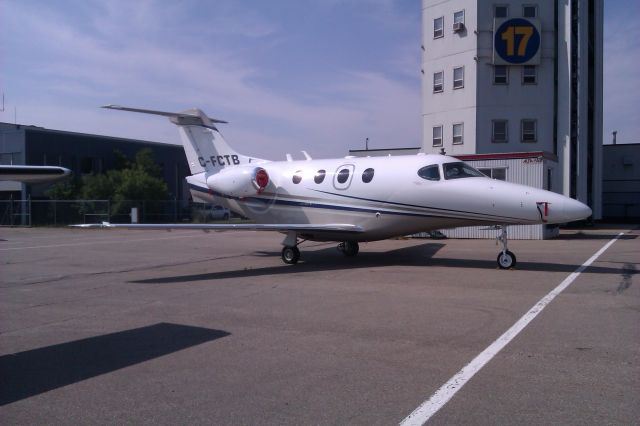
[77,106,592,269]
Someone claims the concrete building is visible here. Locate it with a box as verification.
[421,0,603,220]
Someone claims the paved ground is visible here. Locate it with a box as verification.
[0,226,638,425]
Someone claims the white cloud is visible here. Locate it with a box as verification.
[1,0,422,160]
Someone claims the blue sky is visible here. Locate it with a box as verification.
[1,0,637,161]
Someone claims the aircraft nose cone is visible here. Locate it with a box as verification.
[563,198,592,222]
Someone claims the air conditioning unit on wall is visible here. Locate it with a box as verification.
[453,22,465,32]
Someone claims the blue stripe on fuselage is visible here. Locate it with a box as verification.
[188,183,531,223]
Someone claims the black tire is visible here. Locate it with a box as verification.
[497,250,516,269]
[343,241,359,257]
[281,246,300,265]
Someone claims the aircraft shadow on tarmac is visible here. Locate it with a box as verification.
[131,241,624,284]
[0,323,229,406]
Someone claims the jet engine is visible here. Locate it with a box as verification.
[206,166,270,198]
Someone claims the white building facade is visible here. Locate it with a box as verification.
[421,0,603,220]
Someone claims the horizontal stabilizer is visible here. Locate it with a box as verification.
[102,105,227,125]
[71,222,364,233]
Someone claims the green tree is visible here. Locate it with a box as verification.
[46,176,81,200]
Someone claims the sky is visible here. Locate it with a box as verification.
[0,0,637,162]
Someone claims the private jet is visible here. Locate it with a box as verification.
[76,105,591,269]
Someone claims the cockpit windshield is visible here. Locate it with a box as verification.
[442,162,485,180]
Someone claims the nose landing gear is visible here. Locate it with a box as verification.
[496,226,516,269]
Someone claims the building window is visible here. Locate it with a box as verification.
[454,10,465,25]
[523,5,537,18]
[494,5,508,18]
[434,16,444,38]
[314,169,326,184]
[432,125,443,147]
[494,65,508,84]
[362,168,375,183]
[492,120,508,143]
[522,65,537,84]
[453,66,464,89]
[479,167,507,180]
[433,71,444,92]
[80,157,95,174]
[452,123,464,144]
[521,119,537,142]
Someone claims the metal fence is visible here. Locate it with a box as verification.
[0,199,216,226]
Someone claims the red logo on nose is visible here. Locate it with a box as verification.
[536,202,550,222]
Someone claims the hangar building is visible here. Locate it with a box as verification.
[0,122,190,202]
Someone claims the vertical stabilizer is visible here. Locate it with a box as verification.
[101,105,264,175]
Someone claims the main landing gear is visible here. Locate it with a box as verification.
[281,246,301,264]
[496,226,516,269]
[280,232,361,265]
[338,241,359,257]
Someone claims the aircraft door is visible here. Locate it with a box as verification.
[333,164,355,190]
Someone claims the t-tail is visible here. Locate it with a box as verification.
[101,105,264,176]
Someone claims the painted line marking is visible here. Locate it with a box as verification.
[399,232,625,426]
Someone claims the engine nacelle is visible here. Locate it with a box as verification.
[206,166,270,198]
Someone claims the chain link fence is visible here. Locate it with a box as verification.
[0,200,225,226]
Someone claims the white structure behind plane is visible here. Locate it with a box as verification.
[77,105,591,269]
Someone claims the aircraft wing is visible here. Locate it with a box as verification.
[0,165,71,183]
[71,222,364,233]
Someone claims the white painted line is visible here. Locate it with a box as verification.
[400,232,625,426]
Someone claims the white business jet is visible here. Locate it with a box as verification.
[81,105,591,269]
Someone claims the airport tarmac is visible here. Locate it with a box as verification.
[1,226,638,425]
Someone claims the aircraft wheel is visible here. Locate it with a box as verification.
[342,241,359,257]
[282,246,300,265]
[497,250,516,269]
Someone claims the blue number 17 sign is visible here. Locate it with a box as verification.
[494,18,541,65]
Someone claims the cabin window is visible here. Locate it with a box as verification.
[362,168,375,183]
[337,168,350,184]
[417,165,440,181]
[443,162,485,180]
[292,171,302,184]
[314,169,326,184]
